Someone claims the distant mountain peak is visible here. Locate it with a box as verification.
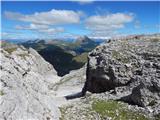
[76,35,93,44]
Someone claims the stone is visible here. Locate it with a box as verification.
[0,46,61,120]
[82,34,160,109]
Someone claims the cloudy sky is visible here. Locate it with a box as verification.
[1,1,160,40]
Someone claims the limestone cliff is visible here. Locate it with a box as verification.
[83,34,160,109]
[0,45,61,120]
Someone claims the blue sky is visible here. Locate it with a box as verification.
[1,1,160,40]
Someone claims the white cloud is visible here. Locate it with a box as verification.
[15,24,49,30]
[1,32,9,36]
[1,32,31,40]
[89,36,110,40]
[38,27,64,34]
[70,0,93,4]
[86,13,133,30]
[4,9,83,25]
[85,13,134,37]
[4,9,85,36]
[4,9,135,39]
[15,23,64,34]
[76,0,93,4]
[1,32,9,39]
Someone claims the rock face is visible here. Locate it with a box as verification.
[83,35,160,107]
[0,45,61,120]
[52,65,86,97]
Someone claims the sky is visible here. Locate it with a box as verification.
[1,1,160,40]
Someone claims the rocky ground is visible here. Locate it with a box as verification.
[59,34,160,120]
[0,42,86,120]
[51,66,86,97]
[0,45,61,120]
[0,34,160,120]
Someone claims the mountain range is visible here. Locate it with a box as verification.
[20,36,102,76]
[1,34,160,120]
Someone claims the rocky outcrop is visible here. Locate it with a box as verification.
[52,65,86,99]
[0,45,61,120]
[83,34,160,108]
[1,34,160,120]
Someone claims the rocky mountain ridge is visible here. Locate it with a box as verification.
[55,34,160,120]
[80,34,160,118]
[21,36,100,76]
[0,44,61,120]
[0,34,160,120]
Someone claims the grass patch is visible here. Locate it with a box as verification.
[112,50,121,59]
[148,100,157,106]
[73,52,88,64]
[4,47,17,54]
[92,100,149,120]
[59,106,73,120]
[150,38,160,42]
[59,107,66,120]
[0,90,4,96]
[59,99,150,120]
[112,50,130,63]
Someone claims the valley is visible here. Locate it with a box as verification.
[1,34,160,120]
[1,1,159,120]
[20,36,101,76]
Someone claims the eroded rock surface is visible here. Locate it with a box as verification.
[83,34,160,109]
[52,65,86,99]
[0,45,61,120]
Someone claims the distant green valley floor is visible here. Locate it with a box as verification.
[21,38,99,76]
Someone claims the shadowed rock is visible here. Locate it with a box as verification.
[82,34,160,108]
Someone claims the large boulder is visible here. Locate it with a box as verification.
[83,34,160,107]
[130,61,160,107]
[0,45,60,120]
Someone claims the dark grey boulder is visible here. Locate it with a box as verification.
[82,34,160,109]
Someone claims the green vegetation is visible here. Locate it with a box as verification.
[1,41,18,54]
[59,98,150,120]
[112,50,130,63]
[59,106,73,120]
[23,43,46,51]
[150,38,160,42]
[148,100,157,106]
[23,41,92,76]
[92,100,149,120]
[59,107,66,120]
[21,38,99,76]
[4,47,17,54]
[39,45,85,76]
[73,52,88,64]
[0,90,4,96]
[112,50,121,59]
[1,42,8,48]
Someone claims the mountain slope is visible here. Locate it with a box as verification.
[58,34,160,120]
[38,45,84,76]
[0,43,61,120]
[21,36,100,76]
[1,34,160,120]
